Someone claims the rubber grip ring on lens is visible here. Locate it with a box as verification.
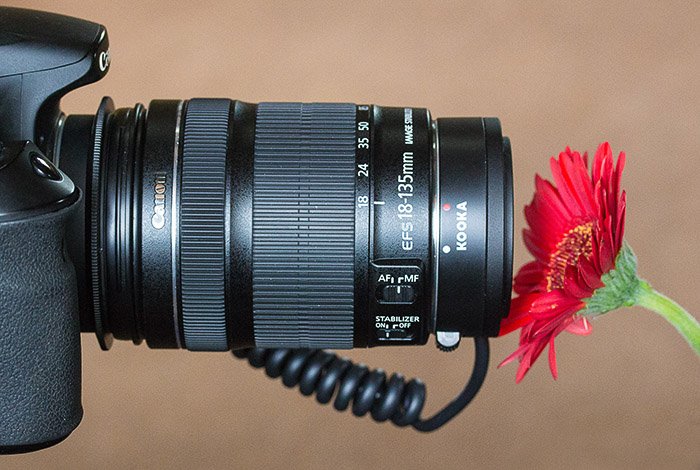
[252,102,356,348]
[179,99,229,351]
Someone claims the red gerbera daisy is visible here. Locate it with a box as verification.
[499,142,627,382]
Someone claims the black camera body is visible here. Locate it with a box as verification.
[0,7,513,453]
[0,141,82,453]
[0,9,109,452]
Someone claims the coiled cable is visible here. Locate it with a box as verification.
[232,336,489,432]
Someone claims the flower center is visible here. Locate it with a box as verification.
[546,222,593,291]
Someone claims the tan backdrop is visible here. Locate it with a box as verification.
[3,1,699,469]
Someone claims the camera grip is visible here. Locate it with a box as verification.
[0,205,82,453]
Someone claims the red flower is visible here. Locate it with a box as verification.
[499,142,627,382]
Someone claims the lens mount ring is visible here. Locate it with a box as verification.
[90,96,114,350]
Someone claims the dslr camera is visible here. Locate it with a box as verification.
[0,7,513,453]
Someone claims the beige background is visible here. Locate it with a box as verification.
[3,1,699,469]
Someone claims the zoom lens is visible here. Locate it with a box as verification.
[57,98,512,352]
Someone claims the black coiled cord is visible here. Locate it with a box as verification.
[232,336,489,432]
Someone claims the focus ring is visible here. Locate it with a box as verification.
[252,102,356,348]
[179,99,230,351]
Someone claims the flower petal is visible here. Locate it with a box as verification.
[562,149,596,215]
[592,142,611,188]
[523,228,551,261]
[499,294,539,336]
[529,290,583,320]
[550,153,586,217]
[563,269,593,300]
[498,342,529,368]
[565,316,593,336]
[548,337,558,380]
[615,191,627,250]
[534,175,573,224]
[578,256,604,291]
[513,261,546,294]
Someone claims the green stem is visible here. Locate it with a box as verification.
[635,281,700,356]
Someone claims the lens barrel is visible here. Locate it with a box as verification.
[58,98,512,351]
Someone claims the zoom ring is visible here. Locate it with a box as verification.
[253,103,356,348]
[179,99,230,351]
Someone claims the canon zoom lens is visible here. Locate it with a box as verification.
[58,98,513,352]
